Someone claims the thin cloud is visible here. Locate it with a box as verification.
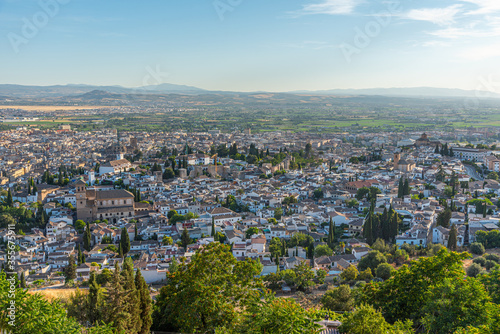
[288,0,364,17]
[403,5,463,26]
[430,20,500,39]
[461,0,500,15]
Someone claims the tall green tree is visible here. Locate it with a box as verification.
[87,271,104,324]
[152,243,263,333]
[121,227,130,255]
[105,263,129,333]
[77,244,84,265]
[181,228,191,249]
[20,272,26,288]
[121,258,141,333]
[364,213,374,245]
[65,255,77,282]
[327,217,335,249]
[6,188,13,207]
[397,178,404,198]
[83,223,92,251]
[389,209,399,241]
[403,178,410,196]
[421,277,496,334]
[211,217,215,237]
[437,208,452,228]
[135,269,153,334]
[357,249,470,325]
[448,224,458,251]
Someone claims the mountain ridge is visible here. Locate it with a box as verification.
[0,84,499,99]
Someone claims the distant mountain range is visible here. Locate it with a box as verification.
[290,87,500,98]
[0,83,206,98]
[0,83,499,99]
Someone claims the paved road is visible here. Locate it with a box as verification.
[464,165,484,181]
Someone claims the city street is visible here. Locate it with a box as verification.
[464,165,484,181]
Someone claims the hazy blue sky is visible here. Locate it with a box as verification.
[1,0,499,92]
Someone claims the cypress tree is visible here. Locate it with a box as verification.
[372,214,381,242]
[390,210,399,240]
[397,178,403,198]
[6,188,13,207]
[403,178,410,196]
[121,258,141,333]
[105,262,128,332]
[135,269,152,334]
[211,217,215,237]
[77,244,83,265]
[65,255,76,282]
[181,228,191,249]
[134,224,138,241]
[20,272,26,288]
[381,207,390,242]
[121,227,130,254]
[307,238,314,259]
[39,210,46,227]
[87,271,103,324]
[364,213,374,245]
[327,217,334,249]
[448,224,458,251]
[83,223,91,251]
[118,242,123,258]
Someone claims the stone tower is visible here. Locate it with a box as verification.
[394,153,401,169]
[75,180,90,221]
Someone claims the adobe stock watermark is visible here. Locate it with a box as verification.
[340,0,405,63]
[142,65,170,87]
[6,224,17,328]
[463,74,500,110]
[7,0,70,54]
[213,0,243,21]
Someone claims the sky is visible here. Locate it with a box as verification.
[0,0,499,92]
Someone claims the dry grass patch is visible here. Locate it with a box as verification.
[28,288,85,302]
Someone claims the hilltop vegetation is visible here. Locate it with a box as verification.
[3,244,500,333]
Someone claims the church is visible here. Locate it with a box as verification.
[75,180,136,223]
[414,133,441,148]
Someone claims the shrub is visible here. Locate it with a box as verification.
[340,265,359,282]
[484,254,500,263]
[358,268,373,281]
[467,263,483,277]
[320,284,354,312]
[358,251,387,273]
[376,263,395,280]
[485,260,497,270]
[473,257,486,267]
[470,243,485,255]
